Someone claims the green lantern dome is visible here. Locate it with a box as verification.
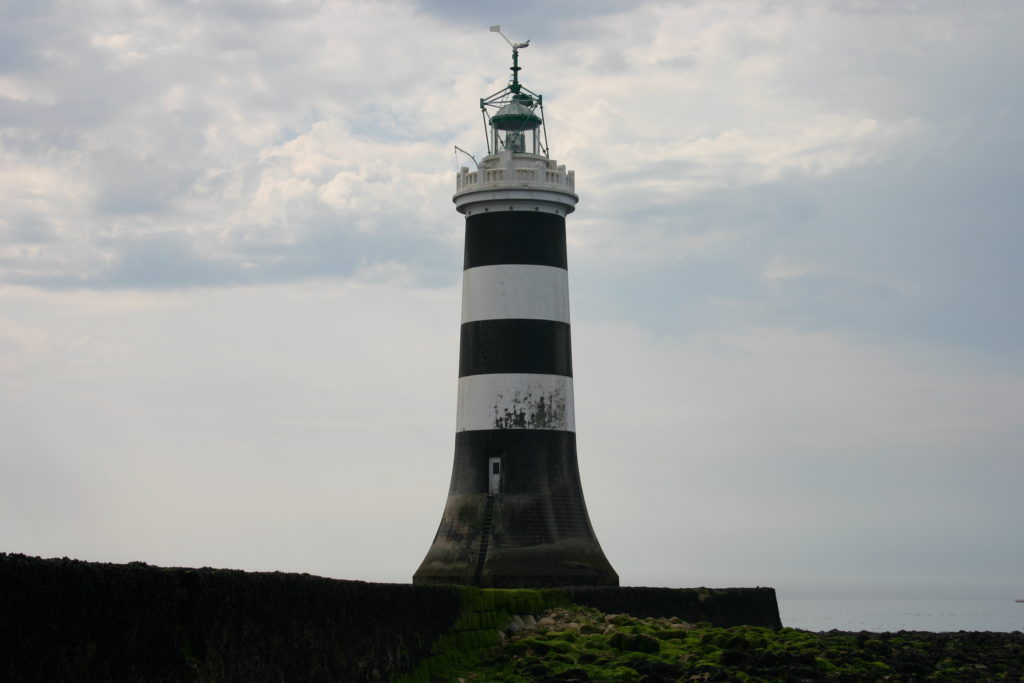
[491,95,541,132]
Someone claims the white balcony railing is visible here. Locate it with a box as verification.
[456,160,575,193]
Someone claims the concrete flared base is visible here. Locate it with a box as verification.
[413,490,618,588]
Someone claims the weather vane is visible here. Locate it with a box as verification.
[490,25,530,92]
[489,25,530,50]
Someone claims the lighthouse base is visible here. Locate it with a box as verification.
[414,500,618,588]
[411,499,618,589]
[414,430,618,588]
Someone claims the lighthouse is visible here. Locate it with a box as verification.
[413,29,617,588]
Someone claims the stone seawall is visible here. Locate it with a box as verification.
[1,553,462,682]
[1,553,781,682]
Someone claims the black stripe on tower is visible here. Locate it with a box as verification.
[464,212,567,270]
[459,320,572,377]
[449,431,594,544]
[450,430,583,492]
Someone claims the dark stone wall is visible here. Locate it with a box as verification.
[565,586,783,629]
[1,553,782,682]
[0,553,462,682]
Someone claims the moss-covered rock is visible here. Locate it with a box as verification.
[450,607,1024,683]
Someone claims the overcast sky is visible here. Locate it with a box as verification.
[2,0,1022,601]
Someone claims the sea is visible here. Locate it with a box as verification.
[778,598,1024,633]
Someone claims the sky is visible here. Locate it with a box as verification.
[1,0,1022,600]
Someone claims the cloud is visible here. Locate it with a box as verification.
[413,0,636,40]
[3,0,1020,330]
[1,0,491,290]
[571,321,1024,594]
[6,284,1017,593]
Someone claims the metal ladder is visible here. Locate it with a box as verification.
[473,495,495,585]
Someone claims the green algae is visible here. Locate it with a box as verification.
[446,610,1024,682]
[397,587,569,683]
[401,591,1024,682]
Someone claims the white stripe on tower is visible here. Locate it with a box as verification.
[456,373,575,432]
[461,265,570,324]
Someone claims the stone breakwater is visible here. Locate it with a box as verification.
[1,553,462,682]
[0,553,781,682]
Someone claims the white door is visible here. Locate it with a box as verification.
[488,457,501,495]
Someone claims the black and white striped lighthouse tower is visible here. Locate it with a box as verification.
[414,29,618,588]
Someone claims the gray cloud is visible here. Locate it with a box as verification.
[412,0,640,40]
[92,152,200,215]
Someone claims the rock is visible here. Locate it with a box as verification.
[656,629,687,640]
[720,649,751,666]
[539,668,592,682]
[522,614,537,628]
[629,660,683,678]
[510,615,526,630]
[609,632,661,654]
